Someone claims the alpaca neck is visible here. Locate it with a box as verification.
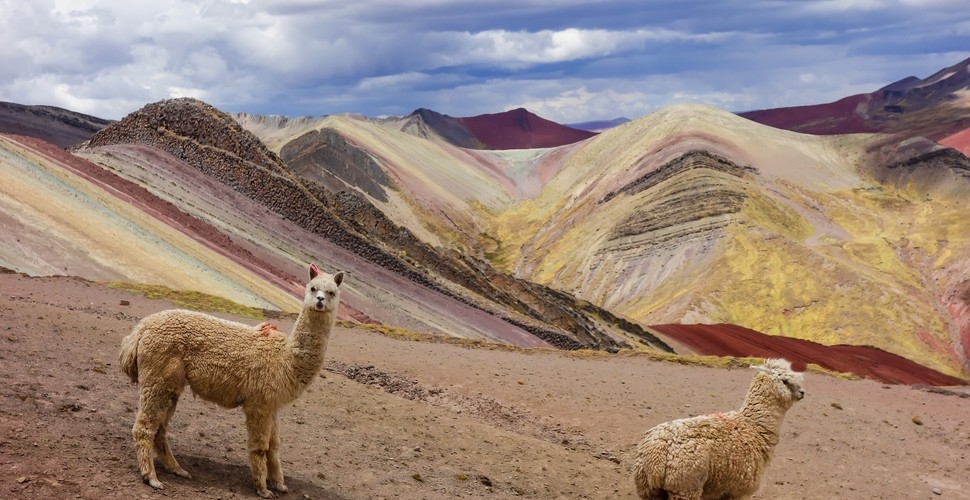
[287,309,335,370]
[740,383,788,448]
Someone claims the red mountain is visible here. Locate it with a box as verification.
[455,107,597,149]
[396,107,596,150]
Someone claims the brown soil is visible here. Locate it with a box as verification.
[2,271,969,499]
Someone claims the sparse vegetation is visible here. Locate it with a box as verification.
[479,232,504,264]
[106,282,268,319]
[340,322,860,380]
[808,364,861,381]
[342,322,531,352]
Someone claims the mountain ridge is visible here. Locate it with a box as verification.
[70,97,673,352]
[0,101,113,148]
[739,56,970,143]
[2,58,970,383]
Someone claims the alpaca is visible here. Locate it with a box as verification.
[632,358,805,500]
[119,264,344,498]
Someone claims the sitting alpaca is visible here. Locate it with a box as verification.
[633,358,805,500]
[119,264,344,498]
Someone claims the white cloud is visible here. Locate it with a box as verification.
[439,27,735,67]
[0,0,967,121]
[800,0,887,12]
[356,72,434,91]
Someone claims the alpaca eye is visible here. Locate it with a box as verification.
[782,379,791,386]
[327,291,335,297]
[310,287,317,293]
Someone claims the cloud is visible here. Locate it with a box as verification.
[440,27,732,67]
[0,0,967,121]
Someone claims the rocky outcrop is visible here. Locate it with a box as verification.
[603,150,755,247]
[400,108,484,148]
[869,144,970,196]
[280,128,391,202]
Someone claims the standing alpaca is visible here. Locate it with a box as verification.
[119,264,344,498]
[633,358,805,500]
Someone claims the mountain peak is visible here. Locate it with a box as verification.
[397,106,597,150]
[455,107,597,149]
[79,97,286,174]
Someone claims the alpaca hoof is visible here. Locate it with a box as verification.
[270,481,288,492]
[174,468,192,478]
[256,487,273,498]
[146,477,165,490]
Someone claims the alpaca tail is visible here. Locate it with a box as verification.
[119,325,141,384]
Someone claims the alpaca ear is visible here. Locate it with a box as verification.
[333,271,344,286]
[309,263,320,280]
[751,364,769,373]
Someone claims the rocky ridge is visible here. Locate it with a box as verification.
[0,101,112,148]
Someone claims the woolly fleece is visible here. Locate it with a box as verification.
[632,358,805,500]
[119,265,343,497]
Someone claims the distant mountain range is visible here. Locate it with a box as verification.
[0,101,113,148]
[381,107,598,150]
[740,56,970,150]
[1,57,969,385]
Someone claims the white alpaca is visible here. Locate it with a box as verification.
[633,358,805,500]
[119,264,344,498]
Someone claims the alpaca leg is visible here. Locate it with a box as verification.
[267,412,288,492]
[153,392,191,479]
[635,488,667,500]
[132,389,169,489]
[244,406,273,498]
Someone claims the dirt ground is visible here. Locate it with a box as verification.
[1,271,969,499]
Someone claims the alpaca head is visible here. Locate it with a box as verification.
[304,264,344,313]
[751,358,805,409]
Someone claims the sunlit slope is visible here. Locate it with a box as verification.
[0,136,296,311]
[489,104,969,378]
[238,113,516,251]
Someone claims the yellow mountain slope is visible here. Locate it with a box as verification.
[487,105,969,378]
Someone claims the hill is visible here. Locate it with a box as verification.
[482,104,970,380]
[0,101,111,148]
[455,107,597,149]
[233,97,970,380]
[67,97,672,352]
[3,59,970,384]
[739,56,970,148]
[376,107,598,150]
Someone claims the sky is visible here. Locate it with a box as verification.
[1,0,968,124]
